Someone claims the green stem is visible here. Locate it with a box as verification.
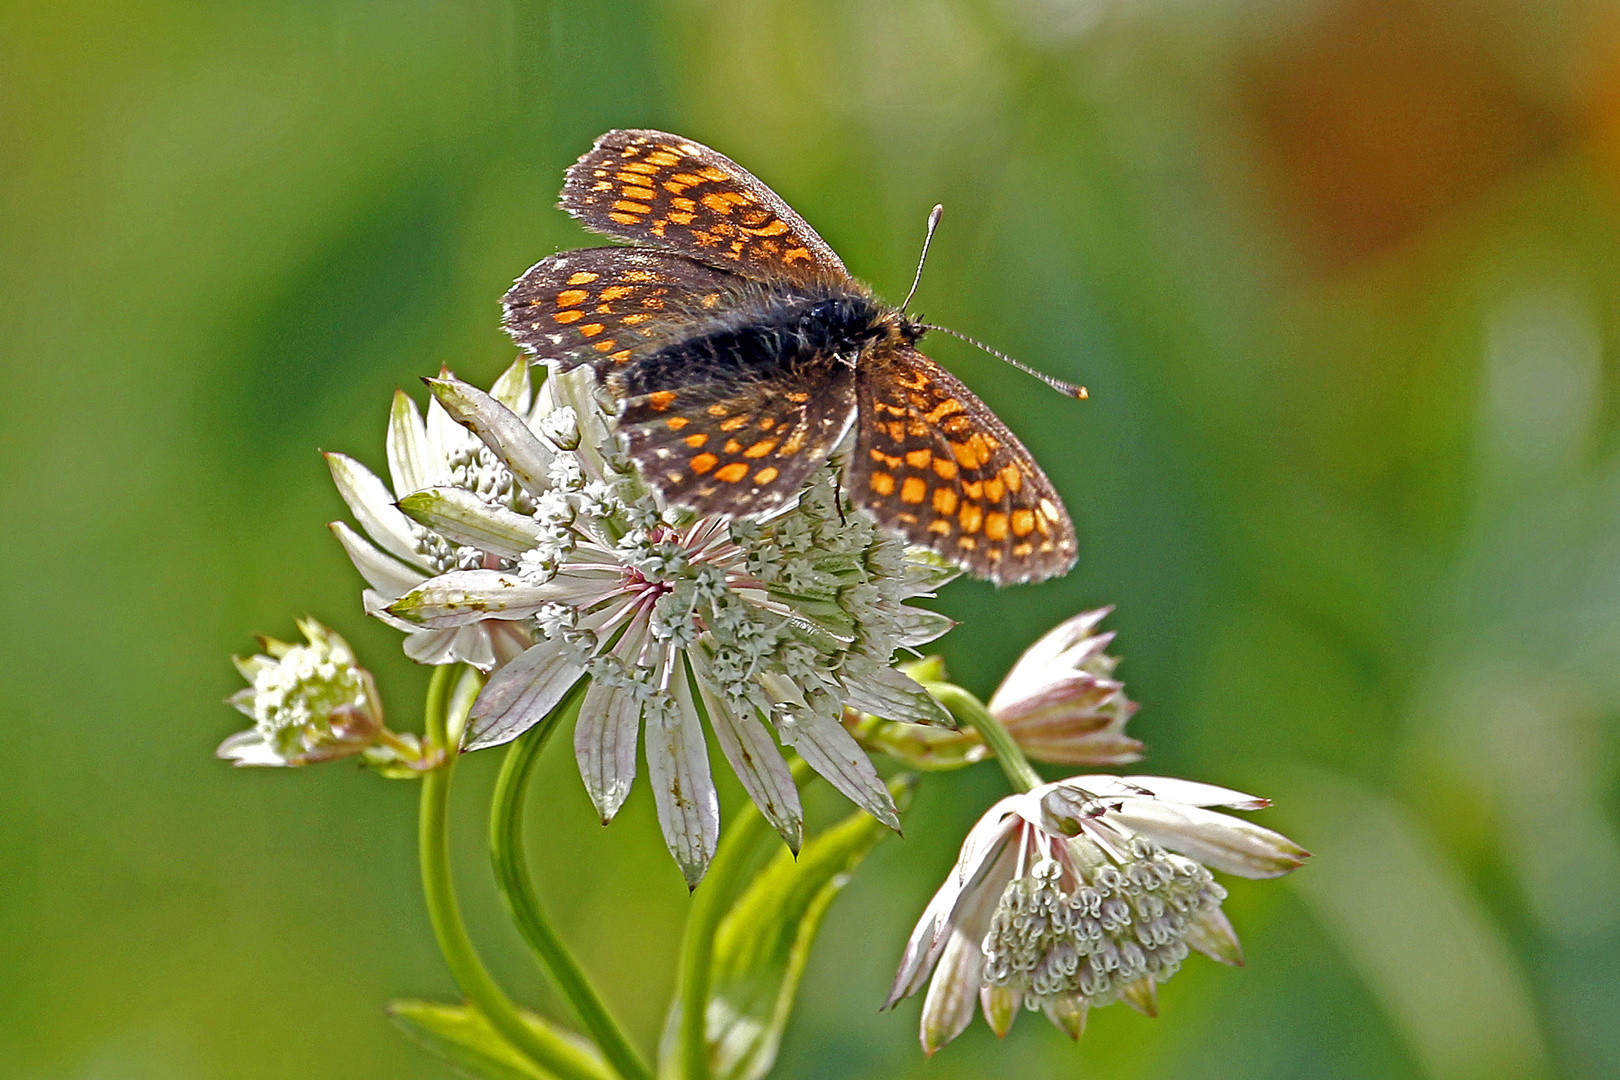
[922,681,1043,794]
[418,665,615,1080]
[673,772,789,1080]
[490,681,653,1080]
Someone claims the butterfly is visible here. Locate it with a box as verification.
[502,129,1079,584]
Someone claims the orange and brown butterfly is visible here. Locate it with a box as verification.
[502,129,1079,584]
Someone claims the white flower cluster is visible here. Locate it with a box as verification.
[373,360,959,884]
[218,618,424,770]
[888,775,1308,1051]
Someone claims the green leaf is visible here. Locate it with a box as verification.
[388,999,604,1080]
[703,778,913,1080]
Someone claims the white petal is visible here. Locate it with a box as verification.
[464,643,586,750]
[326,452,429,569]
[574,678,642,823]
[489,356,533,413]
[645,673,719,887]
[449,624,498,671]
[991,608,1111,708]
[840,664,953,728]
[397,487,541,557]
[1062,774,1268,810]
[424,390,461,473]
[918,932,982,1054]
[386,389,441,496]
[329,521,424,595]
[1107,799,1309,878]
[429,376,554,497]
[388,569,562,628]
[363,589,425,632]
[691,656,801,851]
[216,730,289,766]
[777,708,899,830]
[895,607,956,648]
[402,626,466,666]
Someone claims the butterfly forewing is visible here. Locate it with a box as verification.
[502,247,743,374]
[849,346,1077,584]
[560,129,849,285]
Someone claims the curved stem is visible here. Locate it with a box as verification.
[923,681,1043,794]
[491,681,653,1080]
[418,665,615,1080]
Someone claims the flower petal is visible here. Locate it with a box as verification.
[386,389,443,496]
[840,662,954,728]
[574,678,641,824]
[894,607,956,648]
[776,708,899,831]
[644,673,719,888]
[489,356,532,413]
[1186,905,1244,966]
[464,643,586,750]
[428,376,554,498]
[328,521,424,595]
[387,570,561,628]
[1066,774,1269,810]
[691,658,802,852]
[326,452,430,569]
[401,626,467,666]
[397,487,541,558]
[216,730,289,766]
[919,932,982,1055]
[1107,799,1310,878]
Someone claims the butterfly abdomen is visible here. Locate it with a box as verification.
[609,290,884,400]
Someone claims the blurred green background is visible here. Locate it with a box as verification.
[5,0,1619,1077]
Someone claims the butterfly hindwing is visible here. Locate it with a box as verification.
[849,346,1077,584]
[613,336,857,518]
[560,129,849,286]
[502,246,745,375]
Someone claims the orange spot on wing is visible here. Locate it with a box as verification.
[578,323,605,337]
[1011,509,1035,537]
[959,503,983,534]
[647,390,677,411]
[753,466,779,484]
[1001,464,1023,493]
[609,349,632,363]
[984,512,1009,541]
[933,488,958,515]
[553,310,585,324]
[870,472,896,496]
[1012,542,1034,557]
[924,398,964,423]
[690,453,718,474]
[565,271,599,285]
[599,285,634,301]
[714,462,749,483]
[722,439,742,454]
[743,219,790,237]
[928,519,952,535]
[684,433,708,448]
[665,416,690,430]
[707,404,728,417]
[592,339,617,351]
[644,151,682,167]
[905,449,932,469]
[609,212,640,225]
[983,478,1005,502]
[931,458,958,480]
[719,415,751,432]
[900,477,926,504]
[744,439,779,458]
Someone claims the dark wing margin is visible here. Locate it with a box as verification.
[559,129,849,286]
[502,246,741,375]
[615,354,856,519]
[848,346,1077,585]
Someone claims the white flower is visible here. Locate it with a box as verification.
[218,618,428,770]
[986,607,1141,765]
[326,360,540,671]
[384,365,960,885]
[886,775,1309,1052]
[849,609,1142,770]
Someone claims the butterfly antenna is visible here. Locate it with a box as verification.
[900,204,945,314]
[922,324,1089,400]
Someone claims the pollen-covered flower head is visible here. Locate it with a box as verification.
[326,361,540,671]
[887,775,1309,1052]
[218,618,396,767]
[384,364,960,884]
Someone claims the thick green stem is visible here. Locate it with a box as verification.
[418,665,615,1080]
[922,681,1043,794]
[491,680,653,1080]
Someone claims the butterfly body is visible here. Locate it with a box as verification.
[504,130,1077,584]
